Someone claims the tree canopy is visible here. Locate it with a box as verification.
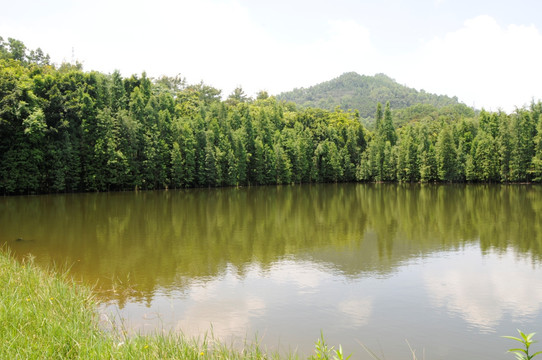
[1,37,542,195]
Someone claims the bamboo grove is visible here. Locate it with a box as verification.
[1,37,542,195]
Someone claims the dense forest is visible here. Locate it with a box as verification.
[277,72,475,126]
[1,36,542,195]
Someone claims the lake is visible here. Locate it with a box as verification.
[2,184,542,359]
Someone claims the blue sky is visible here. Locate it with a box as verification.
[1,0,541,112]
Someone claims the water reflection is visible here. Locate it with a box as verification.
[424,248,542,332]
[1,184,541,301]
[337,298,373,327]
[1,184,542,358]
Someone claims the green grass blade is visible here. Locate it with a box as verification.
[504,336,525,343]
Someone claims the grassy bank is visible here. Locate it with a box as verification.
[0,249,304,359]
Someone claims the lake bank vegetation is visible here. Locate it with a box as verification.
[1,37,542,195]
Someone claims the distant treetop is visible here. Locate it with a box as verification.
[277,71,467,122]
[0,36,51,66]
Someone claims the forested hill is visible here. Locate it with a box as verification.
[278,72,464,119]
[2,36,542,195]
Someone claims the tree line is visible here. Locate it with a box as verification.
[1,37,542,194]
[358,101,542,183]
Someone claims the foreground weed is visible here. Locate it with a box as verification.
[308,332,351,360]
[504,330,542,360]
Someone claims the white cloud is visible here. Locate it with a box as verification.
[176,294,266,340]
[424,250,542,332]
[337,298,373,327]
[280,19,379,92]
[1,0,380,98]
[268,260,331,292]
[2,2,540,111]
[395,15,542,112]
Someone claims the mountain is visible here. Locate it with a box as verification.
[277,72,471,125]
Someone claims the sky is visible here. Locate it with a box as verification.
[1,0,541,112]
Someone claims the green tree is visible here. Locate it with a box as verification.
[473,129,499,182]
[509,110,535,182]
[454,118,476,181]
[498,113,512,182]
[419,144,438,182]
[531,114,542,182]
[436,124,457,181]
[110,70,127,113]
[226,87,250,106]
[274,142,292,184]
[7,37,27,62]
[93,108,129,190]
[313,140,342,182]
[170,141,184,188]
[382,101,397,145]
[396,125,419,182]
[375,102,383,133]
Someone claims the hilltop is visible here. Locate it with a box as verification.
[277,72,474,126]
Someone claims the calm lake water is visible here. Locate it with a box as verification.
[2,184,542,359]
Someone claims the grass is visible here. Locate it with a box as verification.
[0,248,302,359]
